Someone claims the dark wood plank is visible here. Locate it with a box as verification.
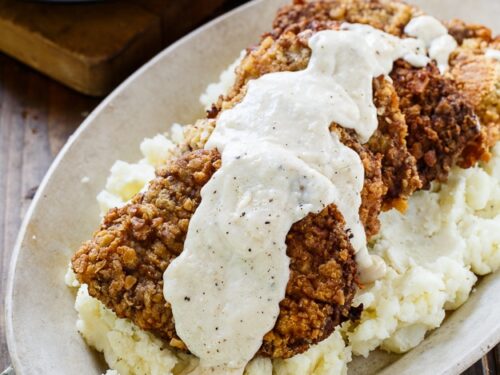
[129,0,226,43]
[462,359,486,375]
[47,76,97,157]
[0,0,241,96]
[496,345,500,373]
[0,57,32,372]
[0,0,162,96]
[485,349,498,375]
[0,53,98,371]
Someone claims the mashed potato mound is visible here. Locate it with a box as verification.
[347,145,500,357]
[273,330,351,375]
[75,285,180,375]
[68,51,500,373]
[199,51,246,110]
[96,134,176,215]
[71,280,350,375]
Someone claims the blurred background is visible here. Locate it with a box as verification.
[0,0,250,96]
[0,1,497,374]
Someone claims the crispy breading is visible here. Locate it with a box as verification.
[217,30,420,213]
[390,60,480,188]
[262,204,359,357]
[446,23,500,165]
[272,0,415,37]
[72,150,359,358]
[72,150,221,349]
[446,18,492,45]
[369,76,421,211]
[333,125,385,237]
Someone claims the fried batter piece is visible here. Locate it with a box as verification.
[218,31,450,207]
[218,9,490,200]
[73,0,500,362]
[447,19,500,164]
[369,76,422,210]
[390,60,480,188]
[333,125,385,237]
[215,29,419,219]
[73,149,359,358]
[73,150,221,346]
[272,0,415,37]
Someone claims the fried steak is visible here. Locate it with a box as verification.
[72,0,499,359]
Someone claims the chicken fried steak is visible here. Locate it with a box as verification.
[72,0,500,361]
[72,149,359,358]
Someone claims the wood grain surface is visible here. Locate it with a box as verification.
[0,0,226,96]
[0,5,499,375]
[0,53,99,372]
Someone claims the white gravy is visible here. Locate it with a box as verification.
[164,19,456,374]
[404,15,457,73]
[486,48,500,61]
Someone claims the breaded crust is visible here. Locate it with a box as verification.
[219,11,492,200]
[73,150,221,346]
[272,0,415,37]
[369,76,421,210]
[390,60,480,188]
[72,149,359,358]
[447,20,500,164]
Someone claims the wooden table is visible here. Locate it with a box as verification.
[0,8,499,375]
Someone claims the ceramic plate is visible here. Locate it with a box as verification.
[5,0,500,374]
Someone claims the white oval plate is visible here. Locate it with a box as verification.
[5,0,500,374]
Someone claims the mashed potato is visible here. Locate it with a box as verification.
[69,279,350,375]
[75,285,180,375]
[347,145,500,357]
[67,53,500,374]
[96,134,176,215]
[199,51,246,110]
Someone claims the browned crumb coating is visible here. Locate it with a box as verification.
[390,60,480,188]
[272,0,414,37]
[369,76,421,210]
[220,2,491,201]
[73,150,221,347]
[446,19,500,164]
[72,149,359,358]
[262,204,359,357]
[72,0,500,362]
[334,125,385,237]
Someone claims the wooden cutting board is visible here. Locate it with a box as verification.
[0,0,226,96]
